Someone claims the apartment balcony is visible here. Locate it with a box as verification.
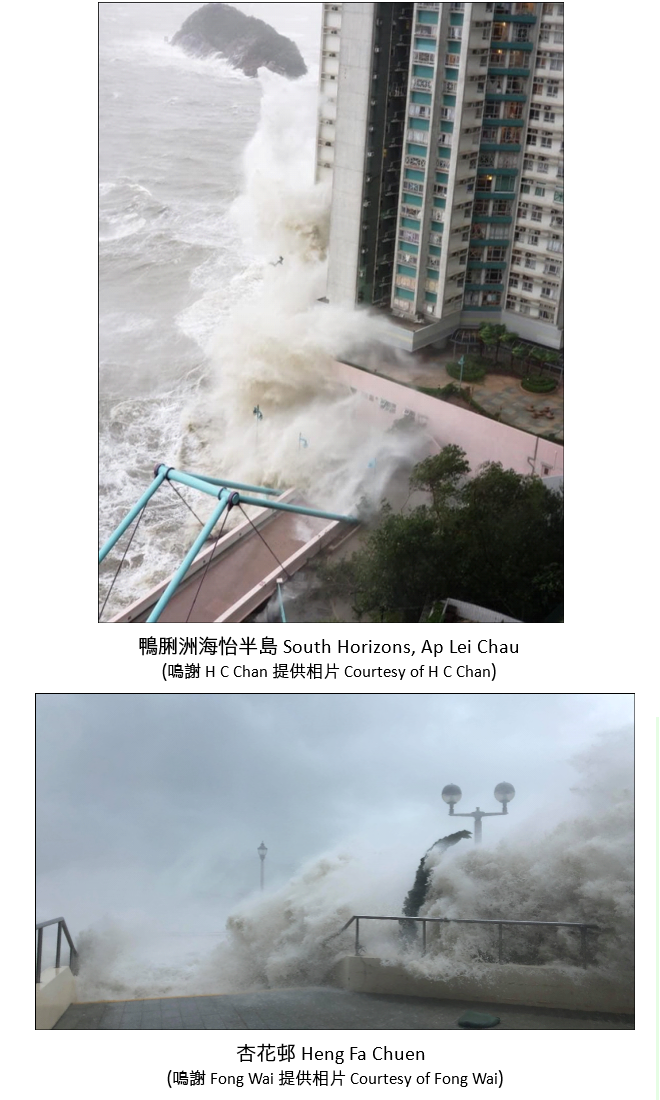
[415,24,436,38]
[401,203,423,219]
[467,260,508,270]
[473,213,513,224]
[412,77,434,92]
[480,143,522,153]
[464,280,504,291]
[407,130,430,145]
[417,3,440,9]
[494,13,536,23]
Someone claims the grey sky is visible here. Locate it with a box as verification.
[36,694,633,933]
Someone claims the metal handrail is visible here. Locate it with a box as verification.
[36,918,79,984]
[325,915,599,969]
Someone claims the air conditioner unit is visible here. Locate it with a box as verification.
[363,201,371,207]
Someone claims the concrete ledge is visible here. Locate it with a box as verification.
[332,956,633,1015]
[36,967,76,1030]
[217,519,348,622]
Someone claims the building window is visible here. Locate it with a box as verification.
[531,206,543,223]
[527,232,539,245]
[537,157,549,174]
[554,189,564,204]
[487,247,507,261]
[547,235,563,252]
[550,58,563,71]
[524,253,536,269]
[527,130,538,146]
[546,80,560,98]
[539,307,554,320]
[522,278,533,292]
[541,133,553,149]
[535,186,545,197]
[518,202,529,219]
[529,108,541,121]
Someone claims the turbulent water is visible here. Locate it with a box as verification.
[73,730,633,1003]
[99,3,420,620]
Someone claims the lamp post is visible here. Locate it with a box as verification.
[253,405,263,449]
[441,782,515,844]
[257,841,267,891]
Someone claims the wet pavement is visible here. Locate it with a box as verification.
[358,351,563,440]
[53,987,632,1030]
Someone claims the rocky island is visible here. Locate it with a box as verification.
[171,3,307,79]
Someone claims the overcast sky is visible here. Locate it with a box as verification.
[101,3,323,68]
[36,694,633,934]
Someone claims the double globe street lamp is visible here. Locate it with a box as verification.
[441,782,516,844]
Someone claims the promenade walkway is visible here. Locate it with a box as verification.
[53,987,632,1030]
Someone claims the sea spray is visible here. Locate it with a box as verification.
[73,732,633,1004]
[182,72,426,520]
[100,69,427,617]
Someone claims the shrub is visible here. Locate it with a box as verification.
[521,376,558,394]
[446,359,486,383]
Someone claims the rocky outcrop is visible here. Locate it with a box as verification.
[172,3,307,79]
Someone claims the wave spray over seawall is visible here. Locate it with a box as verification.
[99,40,421,617]
[74,731,633,1004]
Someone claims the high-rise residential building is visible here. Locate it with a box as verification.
[316,2,564,352]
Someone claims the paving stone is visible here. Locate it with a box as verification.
[52,988,631,1031]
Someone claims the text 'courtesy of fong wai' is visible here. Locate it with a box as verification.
[137,636,520,684]
[166,1043,504,1089]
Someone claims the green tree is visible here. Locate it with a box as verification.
[408,444,470,511]
[478,322,508,364]
[337,450,563,622]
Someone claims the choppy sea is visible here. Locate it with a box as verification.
[99,3,323,618]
